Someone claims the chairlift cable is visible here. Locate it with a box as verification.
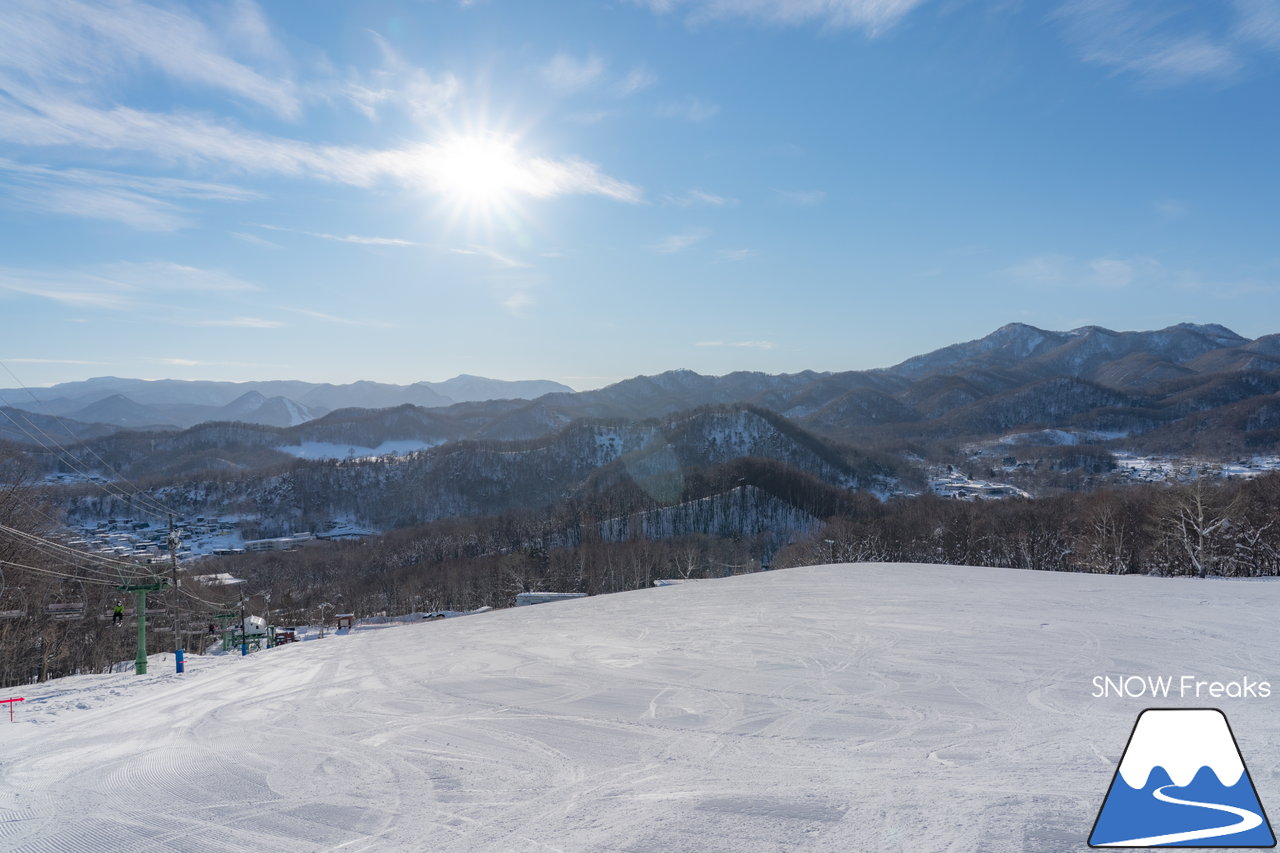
[0,402,180,523]
[0,558,122,587]
[0,523,156,581]
[0,363,184,521]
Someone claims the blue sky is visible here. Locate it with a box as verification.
[2,0,1279,390]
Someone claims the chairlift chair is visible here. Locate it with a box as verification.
[45,579,87,621]
[0,587,27,620]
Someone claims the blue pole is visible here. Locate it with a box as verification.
[175,648,185,674]
[241,641,248,656]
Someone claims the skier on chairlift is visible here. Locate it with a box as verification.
[112,601,124,626]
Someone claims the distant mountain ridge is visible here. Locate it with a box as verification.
[19,321,1280,541]
[11,322,1280,463]
[0,375,575,430]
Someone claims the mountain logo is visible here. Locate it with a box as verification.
[1089,708,1275,848]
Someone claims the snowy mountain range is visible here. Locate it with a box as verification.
[0,375,574,430]
[12,322,1280,533]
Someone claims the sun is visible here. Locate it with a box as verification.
[430,132,532,226]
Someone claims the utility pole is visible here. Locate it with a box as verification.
[117,580,168,675]
[238,591,248,656]
[168,515,183,671]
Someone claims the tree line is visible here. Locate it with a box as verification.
[776,472,1280,577]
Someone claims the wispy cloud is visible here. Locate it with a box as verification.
[635,0,930,36]
[1153,198,1189,220]
[283,308,395,328]
[718,248,758,261]
[502,290,536,314]
[0,94,642,203]
[344,32,459,123]
[1054,0,1245,85]
[540,52,606,93]
[0,0,299,117]
[651,229,711,253]
[618,65,658,96]
[658,96,720,121]
[98,261,258,292]
[0,158,257,231]
[185,316,284,328]
[153,357,287,368]
[0,6,639,208]
[666,188,737,207]
[1005,253,1160,289]
[695,339,776,349]
[451,245,530,268]
[8,183,191,231]
[1234,0,1280,50]
[232,231,282,249]
[0,268,133,309]
[777,189,827,206]
[257,223,419,246]
[0,261,256,310]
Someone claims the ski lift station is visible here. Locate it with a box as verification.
[515,592,586,606]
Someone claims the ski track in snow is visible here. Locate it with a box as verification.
[1,563,1278,851]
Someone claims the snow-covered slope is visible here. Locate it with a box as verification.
[2,564,1277,852]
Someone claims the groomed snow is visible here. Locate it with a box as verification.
[2,563,1278,851]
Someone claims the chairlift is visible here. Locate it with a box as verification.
[0,587,27,619]
[45,579,87,621]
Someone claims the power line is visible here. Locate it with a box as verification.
[0,403,180,523]
[0,523,156,582]
[0,558,121,587]
[0,362,184,521]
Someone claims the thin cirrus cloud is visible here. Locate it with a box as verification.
[184,316,284,328]
[344,32,459,123]
[0,158,258,231]
[0,93,642,203]
[257,224,419,247]
[635,0,931,36]
[1005,253,1161,289]
[0,0,299,118]
[1234,0,1280,49]
[284,308,396,329]
[695,340,777,350]
[153,357,287,368]
[0,3,640,211]
[97,260,258,292]
[1051,0,1273,86]
[777,189,826,205]
[0,268,133,309]
[617,65,658,96]
[451,245,531,269]
[0,261,256,312]
[665,188,737,207]
[540,52,607,93]
[1153,198,1189,220]
[651,229,710,253]
[657,96,720,121]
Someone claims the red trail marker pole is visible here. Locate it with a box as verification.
[1,697,24,722]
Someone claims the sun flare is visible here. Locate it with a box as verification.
[431,133,529,219]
